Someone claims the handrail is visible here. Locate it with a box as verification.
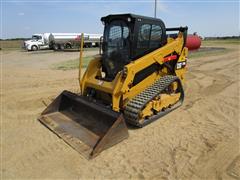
[79,33,84,94]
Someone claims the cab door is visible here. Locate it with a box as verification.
[132,19,166,59]
[37,35,44,49]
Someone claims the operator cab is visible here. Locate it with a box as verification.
[101,14,167,80]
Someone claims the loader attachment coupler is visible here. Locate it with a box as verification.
[38,90,129,159]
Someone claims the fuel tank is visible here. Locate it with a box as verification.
[186,34,201,50]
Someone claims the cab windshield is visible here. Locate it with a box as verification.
[102,20,130,79]
[32,35,42,40]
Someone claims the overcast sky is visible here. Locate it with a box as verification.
[1,0,239,39]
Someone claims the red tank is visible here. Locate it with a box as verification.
[185,34,201,51]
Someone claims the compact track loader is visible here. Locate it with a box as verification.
[39,14,188,159]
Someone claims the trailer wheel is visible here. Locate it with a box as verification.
[65,44,72,49]
[88,44,93,48]
[60,44,65,50]
[31,45,38,51]
[53,44,59,51]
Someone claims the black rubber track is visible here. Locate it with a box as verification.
[124,75,184,127]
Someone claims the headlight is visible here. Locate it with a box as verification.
[123,67,128,78]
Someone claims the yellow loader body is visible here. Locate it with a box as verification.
[38,14,188,159]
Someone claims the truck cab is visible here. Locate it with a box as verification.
[24,33,50,51]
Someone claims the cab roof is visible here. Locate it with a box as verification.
[101,13,165,25]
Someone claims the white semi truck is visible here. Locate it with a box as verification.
[24,33,102,51]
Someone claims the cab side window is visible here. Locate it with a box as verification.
[137,24,151,49]
[150,25,162,48]
[136,23,162,56]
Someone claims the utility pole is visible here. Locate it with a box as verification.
[154,0,157,18]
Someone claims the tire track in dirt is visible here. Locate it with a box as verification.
[2,47,239,179]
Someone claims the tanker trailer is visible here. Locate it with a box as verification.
[50,33,102,50]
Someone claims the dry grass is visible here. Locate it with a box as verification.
[51,56,94,70]
[188,47,232,58]
[202,39,240,46]
[0,40,24,50]
[53,39,238,70]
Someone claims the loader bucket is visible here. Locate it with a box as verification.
[38,90,129,159]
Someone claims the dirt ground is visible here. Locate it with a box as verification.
[1,45,239,179]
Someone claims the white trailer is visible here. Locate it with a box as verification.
[24,33,102,51]
[50,33,102,50]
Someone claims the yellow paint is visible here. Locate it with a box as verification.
[79,33,84,94]
[141,93,181,120]
[80,31,188,113]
